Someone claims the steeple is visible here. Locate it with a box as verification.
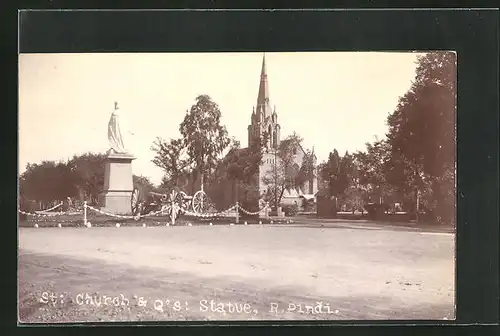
[248,53,280,150]
[256,53,272,119]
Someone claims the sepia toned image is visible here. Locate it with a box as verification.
[18,51,456,323]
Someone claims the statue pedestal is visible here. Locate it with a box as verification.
[99,152,135,215]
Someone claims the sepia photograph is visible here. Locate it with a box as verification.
[18,51,456,323]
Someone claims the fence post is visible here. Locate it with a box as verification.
[235,202,239,224]
[171,204,175,226]
[83,201,88,226]
[416,190,420,223]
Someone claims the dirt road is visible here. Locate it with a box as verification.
[18,224,455,322]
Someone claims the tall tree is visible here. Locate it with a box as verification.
[226,139,263,185]
[208,138,263,211]
[319,149,361,211]
[179,95,231,192]
[297,149,316,191]
[151,137,191,190]
[66,152,107,205]
[353,140,393,204]
[19,160,78,207]
[387,52,456,223]
[320,149,343,197]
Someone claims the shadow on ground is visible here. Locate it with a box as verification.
[18,252,455,323]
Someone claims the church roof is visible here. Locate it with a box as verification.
[279,138,317,161]
[300,194,316,201]
[225,147,251,159]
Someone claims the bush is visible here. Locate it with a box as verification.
[364,203,389,220]
[302,199,316,212]
[281,203,299,216]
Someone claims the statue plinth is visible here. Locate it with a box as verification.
[98,152,136,215]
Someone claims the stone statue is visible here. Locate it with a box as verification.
[107,102,131,154]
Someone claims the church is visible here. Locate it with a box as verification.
[245,54,318,209]
[207,54,319,212]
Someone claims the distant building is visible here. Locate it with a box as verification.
[246,54,318,207]
[208,54,319,211]
[175,55,320,212]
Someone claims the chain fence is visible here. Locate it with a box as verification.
[18,202,84,217]
[18,198,294,227]
[34,202,63,213]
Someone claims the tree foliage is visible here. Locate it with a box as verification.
[353,141,394,203]
[19,161,78,206]
[320,149,357,198]
[207,138,263,211]
[133,174,155,194]
[319,149,365,212]
[262,132,307,207]
[19,152,108,207]
[19,152,159,211]
[151,137,191,190]
[179,95,231,190]
[387,51,456,223]
[226,139,263,184]
[388,52,456,177]
[67,152,107,204]
[298,149,316,189]
[321,150,342,198]
[318,52,456,223]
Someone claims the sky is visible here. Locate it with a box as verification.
[19,52,422,186]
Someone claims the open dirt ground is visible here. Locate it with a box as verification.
[18,223,455,323]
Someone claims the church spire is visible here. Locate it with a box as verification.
[256,53,272,118]
[261,52,267,77]
[248,53,280,149]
